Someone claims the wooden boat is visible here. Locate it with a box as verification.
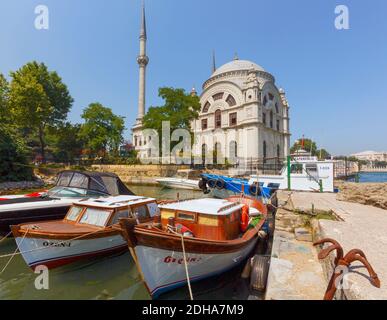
[11,195,159,269]
[119,195,267,298]
[0,170,134,236]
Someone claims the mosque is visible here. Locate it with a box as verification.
[132,5,291,164]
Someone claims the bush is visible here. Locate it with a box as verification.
[0,128,33,182]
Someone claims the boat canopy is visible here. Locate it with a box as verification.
[54,171,134,196]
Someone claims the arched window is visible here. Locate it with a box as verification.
[226,95,236,107]
[213,92,224,101]
[229,141,238,160]
[203,101,211,113]
[263,141,267,160]
[215,109,222,128]
[270,111,273,128]
[275,102,279,113]
[263,95,267,106]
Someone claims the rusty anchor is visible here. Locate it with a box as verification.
[313,238,381,300]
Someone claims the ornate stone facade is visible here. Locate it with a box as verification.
[191,58,291,163]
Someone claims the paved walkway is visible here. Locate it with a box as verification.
[265,229,326,300]
[277,191,387,300]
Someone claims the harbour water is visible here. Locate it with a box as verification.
[348,172,387,183]
[0,184,252,300]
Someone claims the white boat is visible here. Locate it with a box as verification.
[0,170,134,236]
[119,196,267,298]
[250,155,335,193]
[155,169,201,191]
[12,195,160,269]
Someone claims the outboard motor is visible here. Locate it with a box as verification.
[198,178,210,194]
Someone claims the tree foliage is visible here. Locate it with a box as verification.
[8,61,73,162]
[291,137,331,159]
[46,123,84,163]
[0,74,9,124]
[79,103,125,157]
[0,127,33,182]
[142,87,201,151]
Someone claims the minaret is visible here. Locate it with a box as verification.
[136,2,149,124]
[212,50,216,74]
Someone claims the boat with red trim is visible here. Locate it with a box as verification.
[11,195,159,269]
[119,195,267,298]
[0,170,134,236]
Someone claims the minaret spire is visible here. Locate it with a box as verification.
[212,50,216,74]
[140,1,147,40]
[136,1,149,124]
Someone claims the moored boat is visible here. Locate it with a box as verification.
[0,170,134,236]
[155,169,202,191]
[119,195,267,298]
[11,195,159,269]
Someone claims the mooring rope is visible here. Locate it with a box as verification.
[0,229,29,274]
[167,225,194,300]
[0,231,12,244]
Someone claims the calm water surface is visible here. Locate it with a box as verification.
[348,172,387,183]
[0,184,252,300]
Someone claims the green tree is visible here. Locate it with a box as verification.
[142,87,201,153]
[290,138,318,156]
[79,103,125,158]
[46,122,84,163]
[9,61,73,162]
[0,74,10,125]
[0,127,33,182]
[316,148,331,160]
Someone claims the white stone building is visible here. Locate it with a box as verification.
[132,6,291,163]
[351,151,387,162]
[191,57,291,164]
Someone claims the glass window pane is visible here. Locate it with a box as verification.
[80,208,111,227]
[66,206,83,221]
[133,205,149,220]
[110,209,131,225]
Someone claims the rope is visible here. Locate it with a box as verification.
[0,229,28,274]
[0,225,117,259]
[180,233,194,301]
[0,231,12,244]
[167,225,194,300]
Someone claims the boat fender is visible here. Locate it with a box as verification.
[198,179,207,190]
[240,205,250,232]
[207,179,217,189]
[215,179,225,190]
[176,223,194,237]
[249,183,261,196]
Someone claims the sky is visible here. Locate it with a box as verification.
[0,0,386,155]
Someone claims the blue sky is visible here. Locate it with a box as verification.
[1,0,386,155]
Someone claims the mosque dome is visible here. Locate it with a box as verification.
[212,59,265,77]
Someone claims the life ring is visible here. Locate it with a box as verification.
[207,179,217,189]
[240,205,250,232]
[249,183,261,196]
[215,179,225,190]
[176,223,194,237]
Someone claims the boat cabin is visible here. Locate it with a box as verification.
[159,198,258,241]
[64,195,160,228]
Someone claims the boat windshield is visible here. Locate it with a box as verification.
[79,207,111,227]
[47,186,107,198]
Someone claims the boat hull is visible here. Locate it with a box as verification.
[135,238,258,298]
[15,234,127,269]
[156,178,201,191]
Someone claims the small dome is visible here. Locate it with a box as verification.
[212,60,265,77]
